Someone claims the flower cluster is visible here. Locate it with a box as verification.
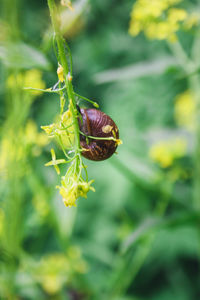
[129,0,199,42]
[0,209,4,237]
[41,93,95,207]
[7,69,45,96]
[32,246,87,295]
[58,172,95,207]
[41,0,121,207]
[0,121,48,177]
[40,69,97,206]
[149,138,187,168]
[41,100,75,150]
[174,90,195,130]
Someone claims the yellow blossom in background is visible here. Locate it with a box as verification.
[0,132,18,174]
[24,120,49,156]
[33,248,87,295]
[32,194,50,218]
[0,209,4,236]
[174,90,195,130]
[149,138,187,168]
[184,13,200,29]
[7,69,45,96]
[25,120,48,147]
[129,0,198,42]
[23,69,45,95]
[0,120,48,177]
[35,254,69,295]
[168,8,187,23]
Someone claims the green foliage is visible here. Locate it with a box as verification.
[0,42,50,70]
[0,0,200,299]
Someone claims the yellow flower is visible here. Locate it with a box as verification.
[57,173,95,207]
[41,123,56,135]
[32,194,50,217]
[168,8,187,23]
[78,180,95,198]
[146,21,178,41]
[57,63,64,82]
[35,254,69,295]
[41,105,75,149]
[33,248,87,295]
[149,138,187,168]
[24,120,49,156]
[59,185,78,207]
[0,209,4,236]
[0,120,48,176]
[23,69,45,95]
[24,120,38,144]
[129,0,196,42]
[174,90,195,130]
[115,139,123,146]
[7,69,45,96]
[0,130,25,175]
[184,13,200,29]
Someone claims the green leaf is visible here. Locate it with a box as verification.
[0,42,50,70]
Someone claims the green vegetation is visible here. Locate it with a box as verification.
[0,0,200,299]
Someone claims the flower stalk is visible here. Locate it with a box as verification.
[46,0,97,207]
[47,0,80,152]
[43,0,121,206]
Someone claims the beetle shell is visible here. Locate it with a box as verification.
[79,108,119,161]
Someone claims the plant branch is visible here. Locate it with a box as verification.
[47,0,80,152]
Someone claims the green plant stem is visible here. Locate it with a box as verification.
[189,74,200,211]
[104,192,170,300]
[74,92,99,107]
[168,41,194,73]
[23,86,66,93]
[47,0,80,153]
[2,0,20,40]
[0,0,26,297]
[106,234,154,300]
[169,39,200,211]
[190,32,200,211]
[79,131,118,142]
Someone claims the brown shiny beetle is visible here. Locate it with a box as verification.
[78,108,119,161]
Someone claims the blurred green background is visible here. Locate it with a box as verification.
[0,0,200,299]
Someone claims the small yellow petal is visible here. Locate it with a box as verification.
[57,64,64,82]
[51,148,56,160]
[116,139,123,146]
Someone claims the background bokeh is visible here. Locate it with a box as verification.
[0,0,200,299]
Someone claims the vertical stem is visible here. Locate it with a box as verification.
[2,0,20,40]
[104,191,171,300]
[169,39,200,210]
[190,31,200,211]
[189,74,200,210]
[47,0,80,151]
[0,0,25,297]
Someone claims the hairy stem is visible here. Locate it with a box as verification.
[47,0,80,153]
